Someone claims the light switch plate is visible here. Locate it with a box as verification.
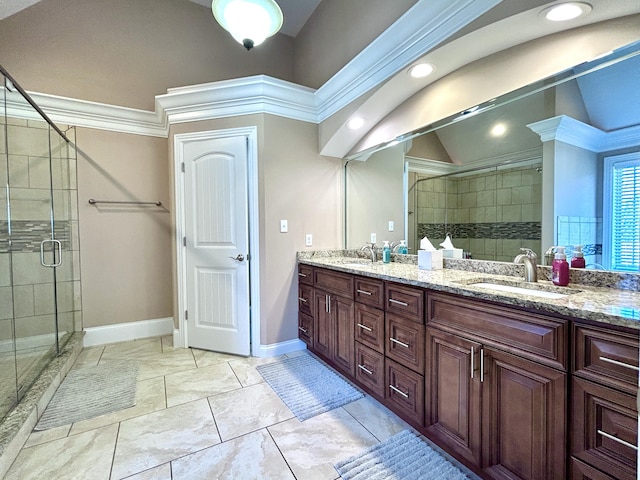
[388,221,394,232]
[370,233,377,243]
[280,219,288,233]
[305,234,313,246]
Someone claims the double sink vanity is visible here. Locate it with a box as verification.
[297,252,640,480]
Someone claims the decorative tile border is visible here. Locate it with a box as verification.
[418,222,541,240]
[0,221,71,254]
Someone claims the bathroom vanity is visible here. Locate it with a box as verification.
[297,254,640,480]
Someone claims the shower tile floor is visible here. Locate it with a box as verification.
[3,336,480,480]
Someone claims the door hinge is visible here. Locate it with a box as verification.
[181,162,185,173]
[183,236,186,247]
[185,310,188,320]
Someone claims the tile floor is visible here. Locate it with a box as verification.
[3,336,478,480]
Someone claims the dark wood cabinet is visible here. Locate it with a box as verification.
[386,358,424,426]
[571,458,618,480]
[313,289,332,359]
[386,313,425,374]
[354,302,385,353]
[355,342,385,398]
[298,312,313,348]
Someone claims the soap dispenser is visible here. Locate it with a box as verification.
[570,245,586,268]
[382,241,391,263]
[398,240,408,255]
[552,246,570,286]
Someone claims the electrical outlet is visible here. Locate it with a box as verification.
[305,234,313,246]
[388,221,394,232]
[370,233,377,244]
[280,219,288,233]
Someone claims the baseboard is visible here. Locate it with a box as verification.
[83,317,174,347]
[252,338,307,358]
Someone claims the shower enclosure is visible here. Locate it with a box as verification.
[0,66,81,421]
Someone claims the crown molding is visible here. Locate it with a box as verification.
[314,0,503,122]
[528,115,640,152]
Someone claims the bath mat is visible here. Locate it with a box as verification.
[35,361,138,430]
[334,430,471,480]
[256,354,363,421]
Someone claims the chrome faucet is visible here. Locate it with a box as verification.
[361,243,377,262]
[390,241,401,252]
[514,248,538,282]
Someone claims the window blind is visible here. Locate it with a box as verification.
[611,160,640,272]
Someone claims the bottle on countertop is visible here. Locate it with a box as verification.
[382,241,391,263]
[570,245,586,268]
[552,246,570,286]
[397,240,408,255]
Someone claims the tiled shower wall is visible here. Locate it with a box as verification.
[415,163,542,261]
[0,115,81,352]
[557,216,603,267]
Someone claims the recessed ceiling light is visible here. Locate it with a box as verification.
[409,63,435,78]
[542,2,592,22]
[490,123,507,137]
[347,117,365,130]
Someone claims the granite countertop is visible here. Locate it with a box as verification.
[298,253,640,331]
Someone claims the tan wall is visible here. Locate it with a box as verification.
[0,0,295,110]
[294,0,417,89]
[76,128,173,328]
[170,114,342,346]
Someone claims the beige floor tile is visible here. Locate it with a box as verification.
[228,355,285,387]
[69,376,166,435]
[100,337,162,360]
[192,348,242,367]
[208,382,294,441]
[268,408,378,480]
[71,346,104,370]
[160,335,175,352]
[126,348,197,380]
[342,395,409,441]
[165,362,242,407]
[24,423,71,448]
[122,463,172,480]
[172,429,295,480]
[4,423,118,480]
[111,399,220,479]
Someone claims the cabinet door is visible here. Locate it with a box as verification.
[298,312,313,348]
[571,377,638,480]
[333,295,355,376]
[425,328,482,466]
[313,290,331,359]
[482,348,567,480]
[298,283,313,317]
[354,303,385,353]
[355,343,385,398]
[386,358,425,427]
[386,313,425,374]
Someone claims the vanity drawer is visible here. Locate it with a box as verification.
[386,313,425,374]
[355,276,384,309]
[298,284,313,317]
[354,303,385,353]
[314,268,354,298]
[298,312,313,348]
[298,264,313,285]
[386,358,424,427]
[385,282,424,323]
[573,324,639,395]
[427,292,567,370]
[571,377,638,480]
[355,343,385,398]
[570,458,617,480]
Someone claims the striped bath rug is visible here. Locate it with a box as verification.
[35,361,138,430]
[334,430,471,480]
[256,354,363,421]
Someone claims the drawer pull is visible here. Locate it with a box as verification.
[357,323,373,332]
[390,337,410,348]
[389,298,409,307]
[298,327,308,334]
[298,272,307,277]
[358,364,373,375]
[298,297,307,303]
[599,356,640,372]
[470,346,475,379]
[597,430,638,451]
[480,348,485,383]
[357,289,373,296]
[389,385,409,398]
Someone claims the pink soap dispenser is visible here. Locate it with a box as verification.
[570,245,586,268]
[552,246,570,286]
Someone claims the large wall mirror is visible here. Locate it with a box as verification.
[345,39,640,272]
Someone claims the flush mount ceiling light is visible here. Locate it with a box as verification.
[490,123,507,137]
[542,2,592,22]
[347,117,365,130]
[408,63,435,79]
[212,0,283,51]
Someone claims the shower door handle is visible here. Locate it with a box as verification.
[40,239,62,267]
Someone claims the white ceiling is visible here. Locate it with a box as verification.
[0,0,322,38]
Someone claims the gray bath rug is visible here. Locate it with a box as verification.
[334,430,471,480]
[256,353,363,421]
[35,361,138,430]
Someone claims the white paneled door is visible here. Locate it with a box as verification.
[182,134,250,355]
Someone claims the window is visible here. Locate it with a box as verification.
[603,152,640,272]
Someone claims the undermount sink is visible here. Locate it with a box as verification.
[463,278,582,299]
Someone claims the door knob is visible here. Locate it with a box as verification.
[229,254,245,262]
